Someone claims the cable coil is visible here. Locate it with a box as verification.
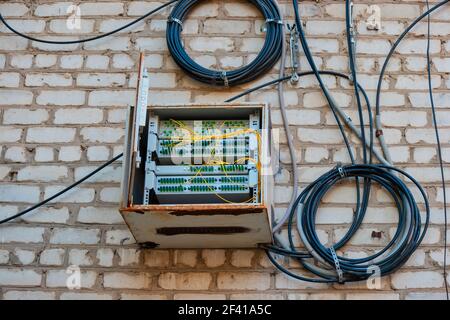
[266,164,429,283]
[166,0,283,86]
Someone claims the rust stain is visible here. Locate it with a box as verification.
[156,226,251,236]
[371,231,383,239]
[120,204,266,214]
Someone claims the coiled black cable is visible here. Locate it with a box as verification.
[268,164,429,283]
[166,0,283,86]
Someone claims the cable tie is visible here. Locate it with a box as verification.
[260,19,283,32]
[329,246,345,284]
[168,17,183,30]
[220,71,229,87]
[336,162,346,178]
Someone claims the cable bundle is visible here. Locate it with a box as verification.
[166,0,283,86]
[266,164,429,283]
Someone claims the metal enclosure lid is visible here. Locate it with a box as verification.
[119,103,276,249]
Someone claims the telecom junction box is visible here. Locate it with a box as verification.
[119,101,277,248]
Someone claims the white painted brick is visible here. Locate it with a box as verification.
[117,248,140,266]
[190,37,234,52]
[405,57,427,72]
[97,248,114,267]
[80,127,124,143]
[1,226,45,243]
[395,75,441,90]
[217,272,270,290]
[112,54,134,69]
[50,228,100,245]
[104,272,151,289]
[99,19,144,33]
[0,54,5,68]
[74,166,121,183]
[306,21,345,35]
[108,109,127,123]
[46,270,97,289]
[356,40,391,55]
[0,250,9,264]
[3,291,55,300]
[0,185,40,203]
[36,90,85,106]
[86,55,109,70]
[0,36,28,50]
[159,273,212,290]
[60,55,84,69]
[391,271,444,289]
[204,20,251,34]
[17,166,68,182]
[58,146,82,162]
[27,127,76,143]
[86,146,110,161]
[5,146,28,163]
[54,108,103,124]
[429,249,450,267]
[79,2,124,15]
[23,207,69,224]
[26,73,72,87]
[396,40,441,55]
[0,3,29,17]
[35,147,54,162]
[105,229,135,245]
[45,186,95,204]
[83,37,131,51]
[4,109,48,125]
[0,269,42,286]
[135,37,167,51]
[0,90,33,105]
[298,128,343,144]
[60,292,113,300]
[32,37,79,52]
[0,166,11,180]
[39,249,65,266]
[35,54,57,68]
[49,19,95,34]
[389,146,410,163]
[88,90,134,107]
[346,293,400,300]
[381,111,427,127]
[34,3,71,16]
[99,187,121,203]
[128,1,170,16]
[0,19,45,34]
[0,72,20,87]
[10,54,33,69]
[68,249,94,266]
[78,206,123,224]
[77,73,126,87]
[409,92,450,108]
[381,4,420,19]
[405,292,448,300]
[0,126,22,143]
[305,147,329,163]
[406,129,450,144]
[13,249,35,265]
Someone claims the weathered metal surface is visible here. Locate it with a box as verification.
[119,103,274,248]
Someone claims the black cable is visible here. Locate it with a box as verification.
[424,0,449,300]
[0,0,178,44]
[0,153,123,225]
[166,0,283,86]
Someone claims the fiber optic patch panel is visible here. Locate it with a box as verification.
[120,103,275,248]
[143,113,261,205]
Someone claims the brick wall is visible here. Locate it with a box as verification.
[0,0,449,300]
